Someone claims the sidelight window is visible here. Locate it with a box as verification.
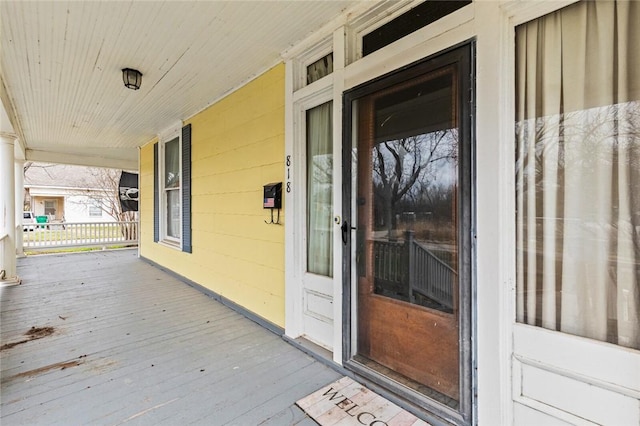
[306,101,334,277]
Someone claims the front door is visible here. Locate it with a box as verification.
[343,45,473,418]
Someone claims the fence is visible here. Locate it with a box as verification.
[23,221,138,250]
[373,230,456,311]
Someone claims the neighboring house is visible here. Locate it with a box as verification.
[24,163,118,223]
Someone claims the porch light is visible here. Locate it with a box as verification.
[122,68,142,90]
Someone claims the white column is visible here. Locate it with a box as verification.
[0,132,20,285]
[15,158,25,256]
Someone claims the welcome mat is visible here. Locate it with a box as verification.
[296,376,430,426]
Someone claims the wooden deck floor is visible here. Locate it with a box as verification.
[1,249,340,425]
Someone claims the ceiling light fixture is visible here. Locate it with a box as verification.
[122,68,143,90]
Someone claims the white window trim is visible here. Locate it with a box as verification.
[343,4,475,92]
[348,0,417,62]
[290,36,334,93]
[158,122,183,248]
[501,0,580,27]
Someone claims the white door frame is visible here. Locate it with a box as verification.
[284,50,341,356]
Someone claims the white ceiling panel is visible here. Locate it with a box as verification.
[0,0,361,168]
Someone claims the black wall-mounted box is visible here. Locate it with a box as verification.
[263,182,282,209]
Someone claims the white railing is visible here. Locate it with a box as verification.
[23,221,138,250]
[373,231,456,312]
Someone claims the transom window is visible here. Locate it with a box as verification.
[362,0,471,56]
[306,53,333,85]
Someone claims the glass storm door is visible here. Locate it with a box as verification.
[343,45,473,415]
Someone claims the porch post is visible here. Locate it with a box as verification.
[0,132,20,285]
[15,158,25,256]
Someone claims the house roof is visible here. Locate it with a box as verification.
[24,163,116,191]
[1,0,364,170]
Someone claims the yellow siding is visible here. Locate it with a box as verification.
[139,64,285,327]
[139,139,156,251]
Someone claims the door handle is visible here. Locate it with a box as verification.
[341,220,355,245]
[341,221,349,245]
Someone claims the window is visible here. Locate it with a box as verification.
[44,200,56,216]
[154,124,192,252]
[515,0,640,350]
[89,199,102,217]
[164,137,181,239]
[362,0,471,56]
[306,53,333,85]
[306,101,333,276]
[289,36,333,91]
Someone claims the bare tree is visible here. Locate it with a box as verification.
[22,162,56,211]
[77,168,138,240]
[373,130,458,238]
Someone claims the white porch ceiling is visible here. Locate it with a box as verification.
[0,0,361,170]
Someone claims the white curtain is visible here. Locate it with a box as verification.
[166,190,180,238]
[307,102,333,277]
[516,0,640,349]
[164,137,180,238]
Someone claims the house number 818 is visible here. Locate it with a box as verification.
[286,155,292,193]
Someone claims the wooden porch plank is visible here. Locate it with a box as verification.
[1,312,245,385]
[46,339,299,425]
[223,368,341,426]
[253,405,320,426]
[2,326,275,415]
[1,305,245,373]
[159,353,318,424]
[3,309,275,412]
[105,346,314,425]
[1,249,339,425]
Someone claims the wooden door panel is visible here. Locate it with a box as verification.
[358,284,459,400]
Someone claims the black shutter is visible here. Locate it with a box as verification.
[153,143,160,242]
[181,124,192,253]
